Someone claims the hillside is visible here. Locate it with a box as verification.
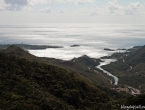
[0,45,113,87]
[0,45,119,88]
[1,45,38,59]
[1,45,145,109]
[102,45,145,92]
[47,55,113,86]
[0,50,113,109]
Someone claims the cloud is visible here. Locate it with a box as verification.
[0,0,145,17]
[105,0,144,15]
[125,2,144,15]
[0,0,8,10]
[0,0,30,10]
[0,0,94,11]
[107,0,124,15]
[0,0,47,10]
[39,7,51,13]
[74,0,125,17]
[5,0,28,6]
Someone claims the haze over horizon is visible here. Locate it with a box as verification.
[1,0,145,60]
[0,0,145,24]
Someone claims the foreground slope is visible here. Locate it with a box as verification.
[0,51,112,109]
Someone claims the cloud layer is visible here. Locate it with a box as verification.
[0,0,144,15]
[90,0,143,16]
[0,0,95,11]
[107,0,144,15]
[0,0,145,24]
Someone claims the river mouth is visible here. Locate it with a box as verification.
[96,59,118,85]
[96,59,141,95]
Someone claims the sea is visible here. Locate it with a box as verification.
[0,23,145,60]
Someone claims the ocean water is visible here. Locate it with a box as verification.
[0,23,145,60]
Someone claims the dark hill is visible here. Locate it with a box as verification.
[1,45,145,109]
[0,52,112,109]
[0,45,113,86]
[0,45,38,60]
[124,45,145,66]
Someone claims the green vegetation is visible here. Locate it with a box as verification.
[1,45,38,59]
[47,55,113,86]
[0,52,113,109]
[102,45,145,92]
[97,85,129,100]
[1,45,145,109]
[1,45,113,86]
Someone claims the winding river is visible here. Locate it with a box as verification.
[96,59,119,85]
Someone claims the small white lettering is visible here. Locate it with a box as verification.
[121,105,145,110]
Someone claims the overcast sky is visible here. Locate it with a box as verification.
[0,0,145,24]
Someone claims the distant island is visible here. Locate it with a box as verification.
[104,48,115,51]
[0,44,63,50]
[70,44,80,47]
[116,48,126,50]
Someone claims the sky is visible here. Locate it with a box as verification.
[0,0,145,24]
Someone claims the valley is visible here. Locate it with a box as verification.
[0,44,145,109]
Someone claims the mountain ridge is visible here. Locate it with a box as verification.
[1,45,113,86]
[0,45,115,109]
[1,45,145,109]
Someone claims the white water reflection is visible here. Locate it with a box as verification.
[1,24,145,60]
[29,46,116,60]
[96,59,118,85]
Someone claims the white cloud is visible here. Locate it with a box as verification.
[0,0,94,11]
[125,2,144,15]
[0,0,145,24]
[86,0,145,16]
[71,0,143,17]
[1,0,144,15]
[0,0,48,11]
[39,7,51,13]
[107,0,124,15]
[0,0,8,10]
[0,0,30,10]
